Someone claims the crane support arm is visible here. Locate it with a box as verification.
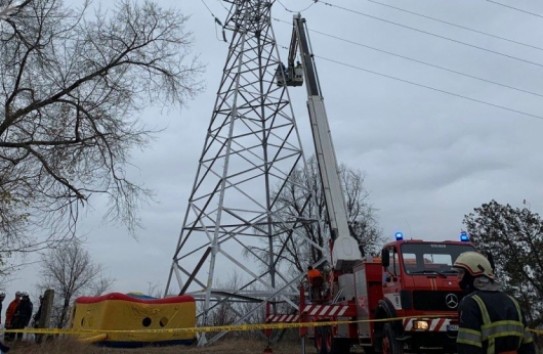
[292,14,362,270]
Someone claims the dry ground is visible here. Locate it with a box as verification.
[5,337,303,354]
[8,336,541,353]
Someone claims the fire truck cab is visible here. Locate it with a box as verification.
[365,234,475,353]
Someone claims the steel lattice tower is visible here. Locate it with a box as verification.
[165,0,326,344]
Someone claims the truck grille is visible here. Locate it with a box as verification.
[412,291,464,311]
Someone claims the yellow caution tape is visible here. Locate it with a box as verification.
[79,333,108,343]
[0,315,437,336]
[3,315,541,337]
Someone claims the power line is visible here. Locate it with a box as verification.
[486,0,543,19]
[214,0,230,12]
[276,0,317,13]
[200,0,214,15]
[312,0,543,70]
[365,0,543,52]
[200,0,227,42]
[315,54,543,121]
[273,17,543,99]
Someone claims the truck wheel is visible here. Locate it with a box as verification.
[331,338,350,354]
[381,323,403,354]
[315,326,333,354]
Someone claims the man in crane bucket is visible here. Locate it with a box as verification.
[453,251,535,354]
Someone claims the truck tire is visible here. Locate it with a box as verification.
[381,323,403,354]
[315,326,332,354]
[331,338,350,354]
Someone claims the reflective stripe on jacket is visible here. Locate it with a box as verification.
[457,291,535,354]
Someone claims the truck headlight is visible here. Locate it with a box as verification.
[413,320,429,331]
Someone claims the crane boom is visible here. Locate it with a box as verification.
[290,14,362,270]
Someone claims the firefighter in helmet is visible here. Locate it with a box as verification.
[453,251,535,354]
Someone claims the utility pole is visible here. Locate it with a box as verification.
[165,0,326,345]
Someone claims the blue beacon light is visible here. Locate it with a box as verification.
[460,231,469,242]
[395,231,404,240]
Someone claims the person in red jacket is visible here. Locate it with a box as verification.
[12,292,33,341]
[4,291,21,342]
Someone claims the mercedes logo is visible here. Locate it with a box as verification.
[445,293,459,309]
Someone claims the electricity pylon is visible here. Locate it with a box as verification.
[165,0,325,344]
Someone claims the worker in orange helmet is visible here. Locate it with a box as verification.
[453,251,535,354]
[306,266,324,302]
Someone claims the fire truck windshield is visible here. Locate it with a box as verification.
[400,243,476,276]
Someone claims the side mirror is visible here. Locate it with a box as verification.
[381,249,389,268]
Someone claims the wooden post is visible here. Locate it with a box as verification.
[35,289,54,344]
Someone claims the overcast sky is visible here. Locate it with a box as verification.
[5,0,543,302]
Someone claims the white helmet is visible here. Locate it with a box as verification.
[453,251,495,280]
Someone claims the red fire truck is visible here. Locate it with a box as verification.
[270,14,477,353]
[298,232,476,354]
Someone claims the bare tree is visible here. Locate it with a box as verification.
[0,1,31,21]
[144,281,164,299]
[0,0,203,249]
[38,237,113,328]
[273,156,382,273]
[200,272,264,339]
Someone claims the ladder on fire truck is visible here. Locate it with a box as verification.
[282,14,362,270]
